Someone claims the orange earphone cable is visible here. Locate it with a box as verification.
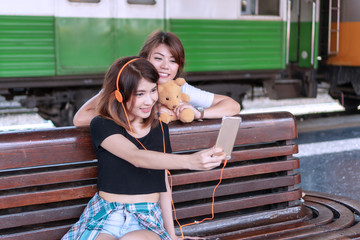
[155,104,166,153]
[167,160,228,239]
[122,104,228,239]
[121,102,149,151]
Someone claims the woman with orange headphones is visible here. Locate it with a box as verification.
[62,56,225,240]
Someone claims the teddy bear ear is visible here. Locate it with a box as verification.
[175,77,186,86]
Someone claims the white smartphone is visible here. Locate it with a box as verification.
[215,116,241,160]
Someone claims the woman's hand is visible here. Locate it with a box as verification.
[174,102,202,120]
[190,147,225,171]
[159,104,175,116]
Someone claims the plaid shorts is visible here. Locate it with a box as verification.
[61,193,171,240]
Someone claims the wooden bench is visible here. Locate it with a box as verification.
[1,111,359,240]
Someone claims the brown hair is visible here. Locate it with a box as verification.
[139,31,185,79]
[97,56,159,130]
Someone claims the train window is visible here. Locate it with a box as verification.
[68,0,100,2]
[127,0,156,5]
[241,0,256,15]
[241,0,280,16]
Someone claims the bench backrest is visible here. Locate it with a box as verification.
[0,112,302,240]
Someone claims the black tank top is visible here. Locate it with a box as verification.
[90,116,172,194]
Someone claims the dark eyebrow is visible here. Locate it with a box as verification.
[136,85,157,93]
[153,52,164,57]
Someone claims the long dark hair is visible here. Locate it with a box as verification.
[139,31,185,79]
[97,56,159,130]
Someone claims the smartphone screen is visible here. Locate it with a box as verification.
[215,116,241,160]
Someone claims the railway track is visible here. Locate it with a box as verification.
[0,96,53,131]
[0,105,37,115]
[0,96,37,115]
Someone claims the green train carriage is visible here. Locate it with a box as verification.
[0,0,356,126]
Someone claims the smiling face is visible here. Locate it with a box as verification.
[148,44,179,85]
[127,78,158,123]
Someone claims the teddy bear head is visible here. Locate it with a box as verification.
[158,78,186,110]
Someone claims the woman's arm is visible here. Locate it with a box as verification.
[160,172,206,240]
[160,172,176,239]
[175,94,240,121]
[200,94,241,119]
[180,83,240,120]
[73,92,100,126]
[101,134,225,171]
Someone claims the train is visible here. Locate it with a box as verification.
[0,0,359,126]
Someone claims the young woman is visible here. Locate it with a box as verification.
[61,57,225,240]
[73,31,240,126]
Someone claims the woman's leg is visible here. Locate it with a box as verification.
[96,233,119,240]
[120,230,161,240]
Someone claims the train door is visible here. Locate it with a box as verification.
[288,0,320,98]
[112,0,165,57]
[290,0,320,69]
[55,0,165,76]
[55,0,115,76]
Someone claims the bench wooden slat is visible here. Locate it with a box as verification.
[178,205,309,237]
[306,196,355,226]
[0,185,96,209]
[219,200,352,240]
[205,202,331,240]
[172,174,301,203]
[174,189,302,220]
[0,225,70,240]
[267,198,355,239]
[0,166,97,190]
[170,112,297,152]
[305,190,360,215]
[0,146,96,171]
[0,128,95,170]
[305,202,334,225]
[0,204,85,230]
[231,144,298,161]
[207,216,313,240]
[311,224,360,240]
[171,159,299,186]
[304,191,360,239]
[306,196,355,219]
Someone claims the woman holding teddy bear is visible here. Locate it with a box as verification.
[73,31,240,126]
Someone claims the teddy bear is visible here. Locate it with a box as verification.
[157,78,195,124]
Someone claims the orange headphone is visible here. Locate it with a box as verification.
[114,58,139,103]
[114,57,227,239]
[113,57,166,152]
